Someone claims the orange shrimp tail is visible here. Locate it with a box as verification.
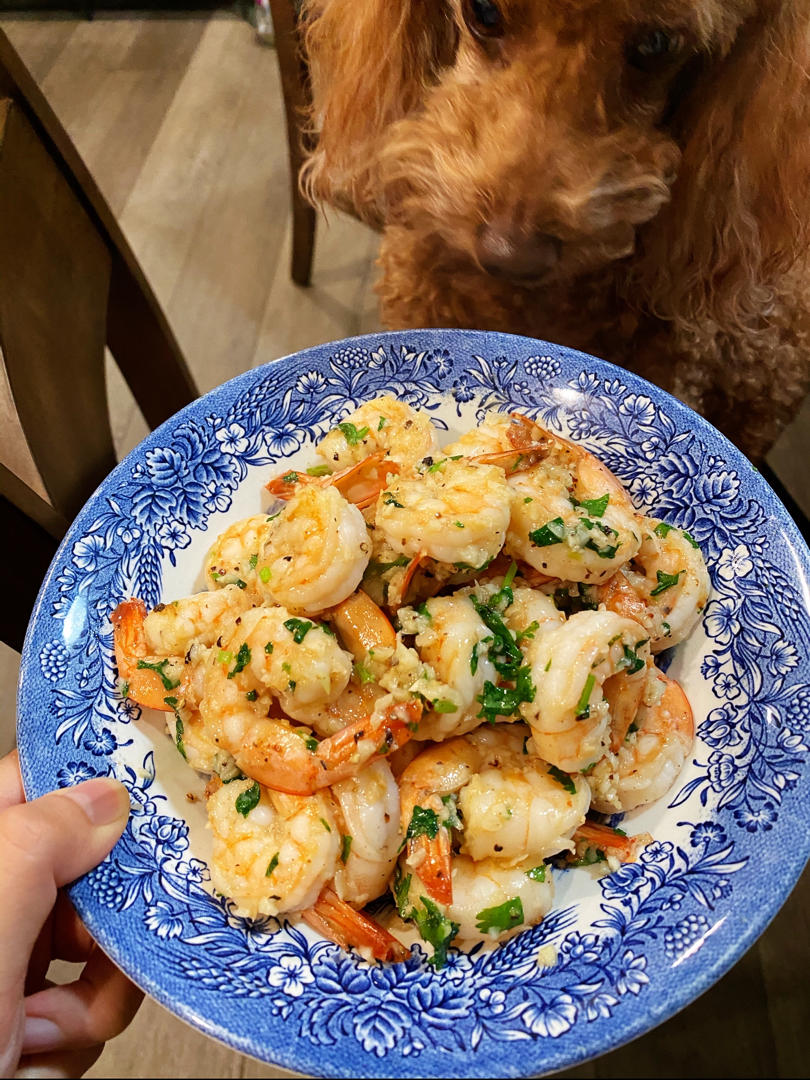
[473,442,551,474]
[320,699,422,773]
[410,829,453,906]
[110,598,173,712]
[302,887,410,963]
[265,452,399,508]
[573,821,653,863]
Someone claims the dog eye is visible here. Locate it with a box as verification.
[627,28,685,71]
[462,0,505,39]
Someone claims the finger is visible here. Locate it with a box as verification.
[14,1044,103,1078]
[22,945,143,1054]
[0,778,130,1017]
[24,913,54,998]
[51,894,95,964]
[0,750,24,812]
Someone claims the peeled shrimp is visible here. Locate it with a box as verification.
[374,458,511,570]
[397,593,500,741]
[111,586,252,711]
[206,776,340,918]
[399,725,590,905]
[205,514,274,591]
[330,760,401,906]
[257,485,371,615]
[521,609,651,773]
[598,517,710,651]
[317,395,438,471]
[588,667,694,813]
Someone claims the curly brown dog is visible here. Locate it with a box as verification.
[300,0,810,461]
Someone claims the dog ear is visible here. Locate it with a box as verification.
[638,6,810,336]
[300,1,456,225]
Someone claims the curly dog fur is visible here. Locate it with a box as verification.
[300,1,810,460]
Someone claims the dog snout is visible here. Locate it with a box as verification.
[475,220,562,280]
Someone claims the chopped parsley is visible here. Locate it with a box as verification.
[575,673,596,719]
[526,864,547,882]
[470,641,481,676]
[433,698,458,713]
[284,617,314,643]
[393,866,412,916]
[248,553,258,568]
[281,471,298,484]
[416,601,432,621]
[245,689,258,702]
[654,521,674,538]
[617,643,645,674]
[337,421,370,445]
[650,569,683,596]
[354,661,375,684]
[683,529,699,548]
[475,896,524,935]
[476,673,535,723]
[569,846,606,868]
[227,643,251,679]
[574,493,610,517]
[440,793,462,830]
[406,805,439,840]
[581,518,620,559]
[234,578,248,590]
[264,641,274,654]
[516,620,540,643]
[454,521,465,528]
[547,765,576,794]
[340,834,353,864]
[136,658,179,691]
[382,492,404,508]
[529,517,567,547]
[235,781,261,817]
[378,416,387,431]
[266,853,280,877]
[411,896,459,969]
[306,464,331,477]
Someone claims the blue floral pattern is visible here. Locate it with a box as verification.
[17,330,810,1079]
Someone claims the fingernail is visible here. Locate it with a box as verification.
[62,777,130,826]
[22,1015,63,1053]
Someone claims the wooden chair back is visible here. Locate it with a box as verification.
[0,27,199,651]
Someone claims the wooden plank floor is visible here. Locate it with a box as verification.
[0,13,808,1078]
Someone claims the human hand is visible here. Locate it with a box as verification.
[0,750,143,1078]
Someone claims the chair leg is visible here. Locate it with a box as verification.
[268,0,317,287]
[291,196,316,287]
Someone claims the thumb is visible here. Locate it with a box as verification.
[0,778,130,1001]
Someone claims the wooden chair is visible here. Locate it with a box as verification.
[267,0,317,286]
[0,27,199,653]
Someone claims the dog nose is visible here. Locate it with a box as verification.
[476,222,561,279]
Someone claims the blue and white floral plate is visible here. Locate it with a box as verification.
[16,330,810,1078]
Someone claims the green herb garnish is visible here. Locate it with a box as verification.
[306,464,331,477]
[338,422,370,445]
[136,658,179,691]
[284,618,314,643]
[529,517,567,547]
[547,765,576,794]
[266,853,280,877]
[574,493,610,517]
[526,864,547,882]
[475,897,524,935]
[433,698,458,714]
[406,805,440,840]
[412,896,459,969]
[340,834,353,864]
[235,781,261,817]
[227,643,251,679]
[382,492,404,508]
[650,569,683,596]
[575,673,596,719]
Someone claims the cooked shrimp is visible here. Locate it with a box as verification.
[317,395,438,471]
[521,610,651,774]
[200,617,420,795]
[396,854,555,957]
[588,667,694,813]
[506,435,643,585]
[257,485,371,615]
[302,886,409,962]
[442,411,550,463]
[206,776,340,917]
[266,450,400,510]
[397,593,500,741]
[374,458,511,570]
[597,517,710,652]
[111,586,252,711]
[205,514,274,591]
[330,760,401,906]
[399,725,590,906]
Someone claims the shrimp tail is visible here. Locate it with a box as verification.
[572,821,653,864]
[409,829,453,906]
[266,451,399,508]
[111,598,174,712]
[302,886,410,962]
